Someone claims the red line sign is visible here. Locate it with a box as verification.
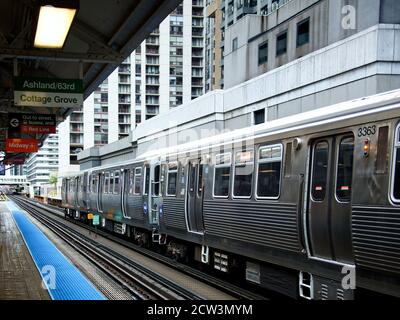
[20,125,56,134]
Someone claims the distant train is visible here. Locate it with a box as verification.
[62,89,400,300]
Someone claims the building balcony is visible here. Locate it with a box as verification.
[146,90,159,95]
[192,51,203,57]
[118,66,131,73]
[118,107,131,113]
[192,30,204,37]
[193,0,204,7]
[145,101,159,106]
[191,81,203,87]
[146,49,159,55]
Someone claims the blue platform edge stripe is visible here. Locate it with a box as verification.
[6,201,106,300]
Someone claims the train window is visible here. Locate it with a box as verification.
[197,164,203,197]
[167,162,178,196]
[311,142,328,201]
[104,172,110,194]
[113,170,120,194]
[376,126,389,174]
[256,145,282,199]
[336,137,354,202]
[144,166,150,195]
[153,165,161,196]
[109,172,114,194]
[392,125,400,202]
[284,142,292,178]
[233,150,254,198]
[213,153,231,197]
[134,167,142,195]
[92,175,97,193]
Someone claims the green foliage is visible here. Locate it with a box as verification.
[49,172,58,185]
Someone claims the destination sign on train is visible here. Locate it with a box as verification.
[13,77,83,108]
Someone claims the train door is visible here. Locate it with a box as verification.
[74,176,79,207]
[97,172,103,213]
[307,134,355,264]
[83,172,88,209]
[86,173,91,210]
[186,159,205,233]
[149,161,162,226]
[121,168,130,219]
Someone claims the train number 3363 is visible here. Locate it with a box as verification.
[358,125,376,137]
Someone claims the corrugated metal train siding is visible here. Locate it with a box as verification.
[203,200,301,252]
[352,206,400,274]
[163,197,187,230]
[127,196,144,221]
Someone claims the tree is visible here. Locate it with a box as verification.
[49,172,58,186]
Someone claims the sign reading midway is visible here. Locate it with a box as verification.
[5,138,38,153]
[14,77,83,108]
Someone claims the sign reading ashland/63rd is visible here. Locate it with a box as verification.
[14,77,83,108]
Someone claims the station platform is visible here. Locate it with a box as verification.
[0,201,106,300]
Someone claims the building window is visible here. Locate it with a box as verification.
[166,162,178,196]
[297,18,310,47]
[232,37,238,52]
[233,150,254,198]
[276,31,287,56]
[258,41,268,65]
[254,109,265,125]
[392,125,400,202]
[256,145,282,199]
[213,153,231,197]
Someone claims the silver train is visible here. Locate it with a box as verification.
[62,89,400,300]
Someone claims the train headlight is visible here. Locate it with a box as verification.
[143,202,148,215]
[363,138,370,157]
[159,204,164,217]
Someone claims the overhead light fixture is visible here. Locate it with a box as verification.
[34,1,79,49]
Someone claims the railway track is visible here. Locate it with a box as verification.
[10,196,203,300]
[11,195,268,300]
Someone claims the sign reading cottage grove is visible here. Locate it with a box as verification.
[14,77,83,108]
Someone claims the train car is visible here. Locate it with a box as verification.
[62,89,400,299]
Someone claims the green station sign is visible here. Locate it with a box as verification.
[14,77,83,108]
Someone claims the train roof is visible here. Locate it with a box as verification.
[65,88,400,176]
[136,88,400,159]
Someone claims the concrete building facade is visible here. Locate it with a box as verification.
[79,0,400,168]
[25,133,59,193]
[59,0,205,174]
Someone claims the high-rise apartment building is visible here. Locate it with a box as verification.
[25,133,59,190]
[205,0,284,91]
[57,0,205,174]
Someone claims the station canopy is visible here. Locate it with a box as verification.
[0,0,181,164]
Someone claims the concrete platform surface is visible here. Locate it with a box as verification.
[0,202,50,300]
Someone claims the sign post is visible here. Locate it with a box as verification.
[93,215,100,238]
